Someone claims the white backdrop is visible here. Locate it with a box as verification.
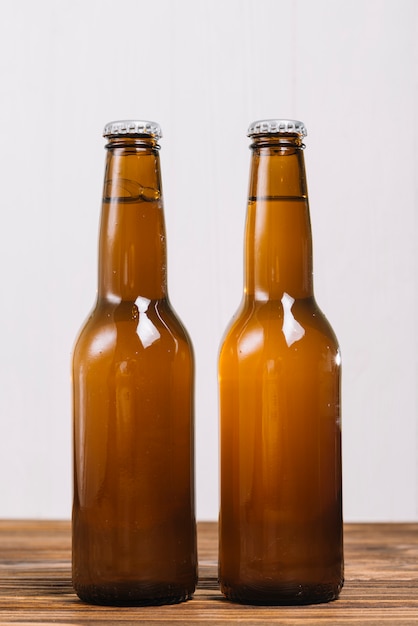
[0,0,416,521]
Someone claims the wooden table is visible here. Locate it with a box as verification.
[0,521,417,624]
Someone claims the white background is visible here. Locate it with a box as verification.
[0,0,416,521]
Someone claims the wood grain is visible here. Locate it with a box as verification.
[0,521,416,624]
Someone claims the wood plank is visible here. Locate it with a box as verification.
[0,521,416,624]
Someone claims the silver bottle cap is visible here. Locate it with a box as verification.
[247,119,307,138]
[103,120,162,139]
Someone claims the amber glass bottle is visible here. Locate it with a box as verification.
[72,120,197,606]
[219,119,343,605]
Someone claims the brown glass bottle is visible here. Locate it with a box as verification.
[219,119,343,605]
[72,120,197,606]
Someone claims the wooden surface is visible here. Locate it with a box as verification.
[0,521,417,624]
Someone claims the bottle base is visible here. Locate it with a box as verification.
[74,582,194,607]
[220,579,344,606]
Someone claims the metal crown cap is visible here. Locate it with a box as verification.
[103,120,162,139]
[247,119,307,138]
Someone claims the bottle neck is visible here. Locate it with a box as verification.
[244,136,313,301]
[98,137,167,301]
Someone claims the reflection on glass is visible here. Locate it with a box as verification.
[281,292,305,347]
[135,296,161,348]
[239,326,264,357]
[87,324,117,358]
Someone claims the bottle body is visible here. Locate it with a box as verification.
[219,122,343,605]
[72,123,197,606]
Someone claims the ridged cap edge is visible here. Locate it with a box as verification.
[103,120,162,139]
[247,119,307,138]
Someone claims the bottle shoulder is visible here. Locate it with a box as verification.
[73,297,193,363]
[220,295,339,357]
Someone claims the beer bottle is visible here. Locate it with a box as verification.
[72,120,197,606]
[219,119,343,605]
